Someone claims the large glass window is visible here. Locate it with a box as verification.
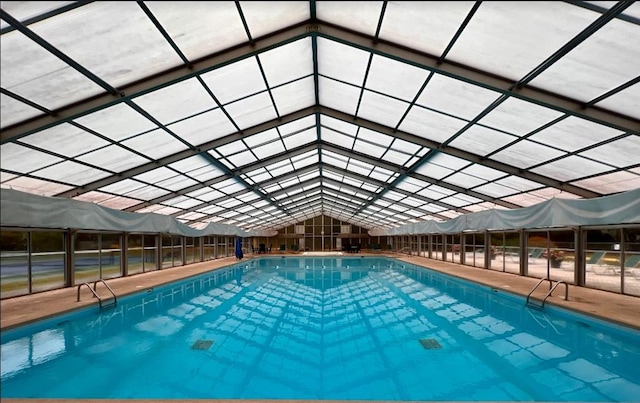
[31,231,66,292]
[74,233,101,284]
[0,230,29,298]
[128,234,144,275]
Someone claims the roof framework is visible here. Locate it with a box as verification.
[1,1,639,232]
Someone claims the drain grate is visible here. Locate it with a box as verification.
[191,339,214,350]
[418,338,442,350]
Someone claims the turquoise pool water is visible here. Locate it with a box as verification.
[1,256,639,401]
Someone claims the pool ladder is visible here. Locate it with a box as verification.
[525,278,568,310]
[77,279,117,310]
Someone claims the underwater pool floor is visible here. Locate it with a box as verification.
[2,253,639,403]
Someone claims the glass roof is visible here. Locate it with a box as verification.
[1,1,639,232]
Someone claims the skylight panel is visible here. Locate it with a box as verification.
[224,92,276,131]
[0,2,74,29]
[76,145,150,173]
[358,90,409,129]
[260,38,313,88]
[244,128,280,148]
[217,198,243,209]
[318,77,361,116]
[414,161,455,180]
[133,78,217,126]
[529,116,624,152]
[402,197,424,208]
[0,29,103,111]
[367,54,429,102]
[216,178,246,194]
[460,164,507,182]
[212,139,248,156]
[163,196,202,210]
[443,193,483,206]
[122,184,170,200]
[245,169,272,184]
[317,1,382,36]
[394,178,426,193]
[30,2,183,89]
[1,176,73,197]
[321,115,359,135]
[83,193,142,210]
[531,155,613,182]
[121,129,188,160]
[449,125,518,156]
[321,151,349,169]
[200,56,266,105]
[419,185,455,200]
[282,127,317,151]
[369,166,396,183]
[448,2,598,81]
[182,165,226,183]
[140,205,181,215]
[531,17,640,105]
[167,109,237,146]
[155,174,198,192]
[322,127,355,150]
[292,152,319,169]
[167,155,209,172]
[416,73,502,120]
[272,77,316,116]
[99,179,145,195]
[252,139,287,160]
[595,82,639,120]
[477,97,564,137]
[242,1,308,37]
[197,205,224,215]
[1,143,63,173]
[494,176,543,193]
[401,105,469,143]
[32,160,110,185]
[346,159,374,177]
[356,140,393,160]
[572,171,640,194]
[298,170,320,183]
[384,191,405,202]
[491,140,565,169]
[443,172,487,189]
[0,94,45,129]
[185,187,223,202]
[267,161,295,178]
[380,2,474,56]
[579,136,640,168]
[18,123,110,157]
[74,103,158,142]
[317,38,369,86]
[176,211,207,221]
[381,148,414,167]
[235,191,261,203]
[472,182,520,198]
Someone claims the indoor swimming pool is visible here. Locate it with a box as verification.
[1,256,639,401]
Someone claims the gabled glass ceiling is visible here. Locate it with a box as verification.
[1,1,639,232]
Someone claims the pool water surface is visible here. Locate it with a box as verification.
[1,256,639,401]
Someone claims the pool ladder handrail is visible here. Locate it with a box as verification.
[526,278,568,310]
[77,279,117,310]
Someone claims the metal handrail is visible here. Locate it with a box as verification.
[542,281,569,308]
[77,279,117,309]
[526,278,569,309]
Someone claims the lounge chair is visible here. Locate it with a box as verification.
[586,251,618,275]
[528,248,544,259]
[622,254,640,279]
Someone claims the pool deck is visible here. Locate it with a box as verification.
[2,252,639,403]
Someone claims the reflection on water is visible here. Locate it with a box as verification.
[1,257,639,401]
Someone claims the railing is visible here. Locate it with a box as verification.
[77,279,117,310]
[397,247,412,255]
[526,278,569,310]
